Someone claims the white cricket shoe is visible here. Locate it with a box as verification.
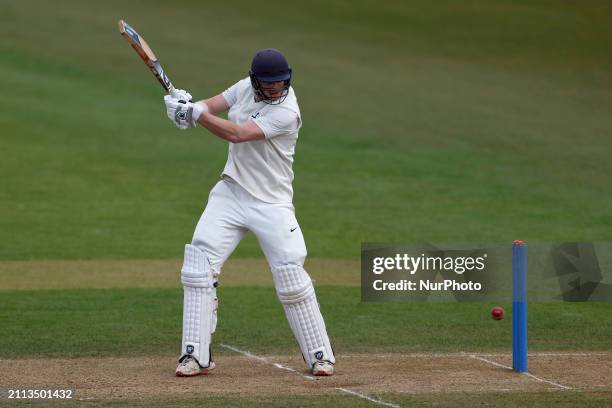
[312,361,334,376]
[175,357,215,377]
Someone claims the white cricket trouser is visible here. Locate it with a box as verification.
[191,177,307,271]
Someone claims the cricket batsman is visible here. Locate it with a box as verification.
[163,49,336,377]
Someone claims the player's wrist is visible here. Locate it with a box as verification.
[191,101,209,124]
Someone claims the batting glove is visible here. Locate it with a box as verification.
[170,88,192,103]
[164,95,208,129]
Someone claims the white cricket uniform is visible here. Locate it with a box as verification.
[192,77,305,271]
[179,77,335,369]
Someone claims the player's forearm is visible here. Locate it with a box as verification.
[197,113,244,143]
[198,94,229,115]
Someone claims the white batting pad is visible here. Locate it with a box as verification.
[180,244,218,368]
[272,264,335,367]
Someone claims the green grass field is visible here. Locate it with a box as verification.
[1,0,612,406]
[1,287,611,358]
[2,0,612,259]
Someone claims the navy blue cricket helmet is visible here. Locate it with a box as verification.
[249,48,292,104]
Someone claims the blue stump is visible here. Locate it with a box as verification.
[512,240,528,372]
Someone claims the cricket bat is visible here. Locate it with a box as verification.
[118,19,175,94]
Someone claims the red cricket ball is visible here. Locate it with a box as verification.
[491,306,505,320]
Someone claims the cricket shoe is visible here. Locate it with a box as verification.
[175,357,215,377]
[311,361,334,376]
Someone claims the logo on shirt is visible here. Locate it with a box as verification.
[290,226,298,232]
[251,112,260,119]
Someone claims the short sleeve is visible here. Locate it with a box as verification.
[253,108,301,139]
[222,81,241,107]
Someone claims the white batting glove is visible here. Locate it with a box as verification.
[164,95,208,129]
[170,88,192,102]
[164,95,188,129]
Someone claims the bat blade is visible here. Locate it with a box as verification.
[118,19,174,93]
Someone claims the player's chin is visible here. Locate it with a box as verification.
[263,91,282,99]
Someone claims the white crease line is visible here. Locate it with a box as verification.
[522,372,572,390]
[468,355,572,390]
[220,343,401,407]
[272,362,316,380]
[219,343,269,364]
[336,387,401,408]
[220,343,314,380]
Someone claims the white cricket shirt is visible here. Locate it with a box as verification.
[221,77,302,204]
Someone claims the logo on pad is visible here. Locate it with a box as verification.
[314,351,324,360]
[186,345,194,354]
